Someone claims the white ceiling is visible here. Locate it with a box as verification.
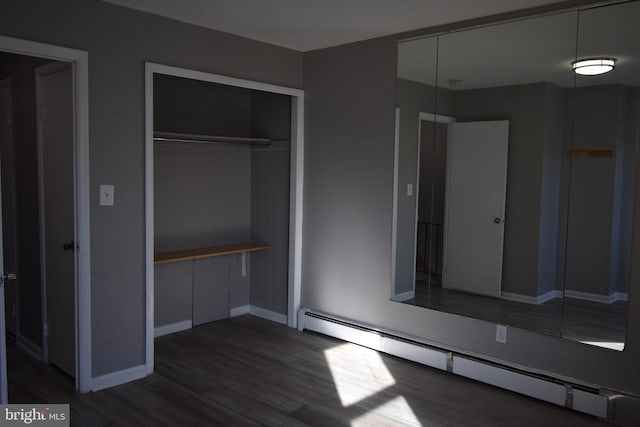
[102,0,562,52]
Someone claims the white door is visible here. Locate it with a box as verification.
[0,78,12,403]
[443,121,509,297]
[36,62,75,377]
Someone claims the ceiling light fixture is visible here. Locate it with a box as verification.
[572,57,616,76]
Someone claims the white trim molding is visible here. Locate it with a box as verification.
[249,306,288,325]
[154,320,193,338]
[91,365,147,392]
[564,290,628,304]
[501,290,562,305]
[229,305,250,317]
[144,62,304,376]
[391,290,415,302]
[0,35,91,394]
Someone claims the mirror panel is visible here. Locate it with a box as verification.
[560,1,640,350]
[394,36,438,299]
[394,1,638,350]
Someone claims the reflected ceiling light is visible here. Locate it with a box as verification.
[572,57,616,75]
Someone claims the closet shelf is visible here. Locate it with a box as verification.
[154,242,270,265]
[154,131,272,147]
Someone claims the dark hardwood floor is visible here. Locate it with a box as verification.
[8,315,609,426]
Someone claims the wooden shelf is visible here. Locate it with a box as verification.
[154,242,270,265]
[568,150,613,158]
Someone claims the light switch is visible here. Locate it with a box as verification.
[407,183,414,196]
[100,185,115,206]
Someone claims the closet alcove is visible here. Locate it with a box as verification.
[152,73,292,336]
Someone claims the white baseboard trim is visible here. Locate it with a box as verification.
[564,290,627,304]
[453,356,566,406]
[154,320,192,338]
[17,335,43,361]
[612,292,628,302]
[229,305,250,317]
[249,306,287,325]
[91,364,147,392]
[392,290,415,302]
[501,290,561,305]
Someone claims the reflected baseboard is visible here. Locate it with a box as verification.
[501,290,562,305]
[564,290,628,304]
[392,290,415,302]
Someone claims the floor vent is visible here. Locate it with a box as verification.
[299,309,609,420]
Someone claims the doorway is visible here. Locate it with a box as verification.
[414,113,455,298]
[36,61,76,377]
[0,35,91,398]
[442,120,509,297]
[0,52,74,382]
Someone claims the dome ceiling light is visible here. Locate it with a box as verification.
[572,57,616,76]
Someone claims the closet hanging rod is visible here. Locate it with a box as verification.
[153,131,272,147]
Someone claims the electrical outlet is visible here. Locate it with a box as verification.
[496,324,508,343]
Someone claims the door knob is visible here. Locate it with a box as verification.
[0,273,16,285]
[494,217,502,224]
[63,241,75,251]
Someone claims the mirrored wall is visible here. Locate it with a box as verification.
[393,0,639,351]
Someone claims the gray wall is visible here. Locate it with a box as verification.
[250,91,291,315]
[0,53,51,346]
[154,143,252,251]
[1,0,302,377]
[303,35,640,395]
[618,88,640,294]
[154,74,253,137]
[564,85,630,296]
[539,84,565,295]
[153,75,253,252]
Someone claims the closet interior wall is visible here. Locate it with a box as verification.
[153,74,291,332]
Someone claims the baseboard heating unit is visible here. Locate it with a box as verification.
[297,308,612,421]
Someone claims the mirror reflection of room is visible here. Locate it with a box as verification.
[393,0,639,351]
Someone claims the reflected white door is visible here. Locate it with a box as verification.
[443,121,509,297]
[0,78,11,403]
[36,62,75,377]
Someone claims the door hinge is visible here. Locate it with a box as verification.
[43,322,49,337]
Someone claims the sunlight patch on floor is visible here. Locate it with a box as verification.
[351,396,422,427]
[324,343,396,407]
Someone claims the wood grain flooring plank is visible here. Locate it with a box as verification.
[6,315,609,427]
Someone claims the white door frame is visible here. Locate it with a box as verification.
[0,77,12,403]
[413,112,456,289]
[0,35,91,393]
[391,108,401,298]
[144,62,304,374]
